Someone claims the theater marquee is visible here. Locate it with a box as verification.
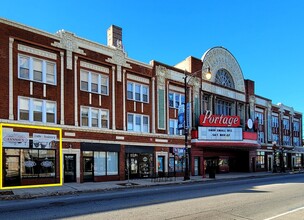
[198,111,243,141]
[198,127,243,141]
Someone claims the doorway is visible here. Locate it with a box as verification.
[194,157,200,176]
[64,154,76,182]
[268,155,273,172]
[4,156,20,187]
[83,156,94,182]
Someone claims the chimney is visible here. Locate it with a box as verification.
[107,25,122,48]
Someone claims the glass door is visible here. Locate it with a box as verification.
[83,157,94,182]
[64,154,76,182]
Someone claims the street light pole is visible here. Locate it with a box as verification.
[184,75,190,181]
[182,67,212,181]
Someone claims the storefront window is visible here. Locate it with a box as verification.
[295,154,302,167]
[107,152,118,175]
[21,149,55,178]
[174,148,185,172]
[89,151,118,176]
[94,151,106,176]
[256,151,265,169]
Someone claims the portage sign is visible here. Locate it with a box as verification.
[199,110,240,127]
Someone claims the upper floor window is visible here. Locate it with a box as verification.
[293,121,300,132]
[255,112,264,125]
[127,82,149,103]
[18,97,56,123]
[215,69,235,89]
[202,95,211,114]
[215,99,233,116]
[127,113,149,132]
[283,118,290,130]
[272,115,279,128]
[18,55,56,85]
[169,92,185,109]
[169,119,182,136]
[80,70,109,95]
[255,111,265,143]
[80,106,109,128]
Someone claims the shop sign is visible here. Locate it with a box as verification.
[33,133,57,149]
[2,132,29,148]
[199,110,240,127]
[198,127,243,141]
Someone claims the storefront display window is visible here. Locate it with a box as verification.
[94,151,106,176]
[88,151,118,176]
[256,151,265,169]
[107,152,118,175]
[174,148,185,173]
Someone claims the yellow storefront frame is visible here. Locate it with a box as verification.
[0,123,62,190]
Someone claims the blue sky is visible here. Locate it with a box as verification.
[1,0,303,114]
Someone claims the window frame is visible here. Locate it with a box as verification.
[127,82,149,103]
[80,69,109,95]
[18,97,57,124]
[18,54,56,85]
[80,106,109,129]
[127,113,149,133]
[168,91,185,109]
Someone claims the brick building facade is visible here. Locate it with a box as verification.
[0,18,302,187]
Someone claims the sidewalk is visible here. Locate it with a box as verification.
[0,171,298,201]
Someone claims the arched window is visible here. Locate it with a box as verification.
[215,69,235,89]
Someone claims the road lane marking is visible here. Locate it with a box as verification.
[264,206,304,220]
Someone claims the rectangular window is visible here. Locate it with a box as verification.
[100,75,108,95]
[18,55,56,85]
[91,73,99,93]
[92,151,118,176]
[127,82,149,103]
[101,110,109,128]
[127,83,133,99]
[127,113,149,133]
[19,98,30,120]
[81,107,89,127]
[168,91,184,109]
[80,71,89,91]
[46,62,56,84]
[107,152,118,175]
[19,56,30,79]
[18,97,56,124]
[169,93,174,108]
[46,102,56,123]
[142,86,148,102]
[216,100,233,116]
[127,114,134,131]
[80,70,108,95]
[143,116,149,132]
[256,151,265,169]
[80,106,109,129]
[135,84,141,101]
[169,119,175,135]
[91,109,99,127]
[135,115,141,131]
[33,59,43,82]
[94,151,106,176]
[33,100,43,122]
[22,149,56,178]
[169,119,181,135]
